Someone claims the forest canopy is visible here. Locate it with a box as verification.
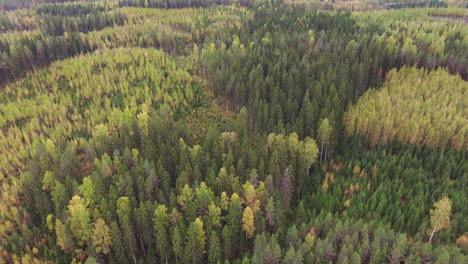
[0,1,467,264]
[344,67,467,150]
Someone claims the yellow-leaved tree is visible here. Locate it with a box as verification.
[429,195,452,243]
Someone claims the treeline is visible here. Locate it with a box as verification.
[0,10,36,33]
[36,2,113,16]
[40,10,127,36]
[355,9,467,79]
[118,0,261,9]
[427,7,468,17]
[384,0,447,9]
[37,2,126,36]
[1,32,91,82]
[344,67,467,150]
[0,0,80,10]
[0,6,242,86]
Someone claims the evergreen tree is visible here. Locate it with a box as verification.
[186,218,207,264]
[153,204,170,263]
[172,226,184,264]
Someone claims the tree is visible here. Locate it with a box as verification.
[84,257,98,264]
[178,184,194,211]
[304,229,315,252]
[297,137,318,196]
[186,217,206,264]
[67,195,91,247]
[222,225,234,260]
[281,168,292,210]
[220,191,230,211]
[79,176,96,206]
[172,226,184,264]
[55,219,73,252]
[208,231,222,264]
[283,247,303,264]
[154,204,170,263]
[195,182,215,215]
[117,197,138,264]
[243,181,260,213]
[265,197,276,230]
[135,201,154,254]
[429,195,452,242]
[318,118,332,162]
[207,202,222,227]
[242,206,255,239]
[91,218,112,255]
[111,221,126,263]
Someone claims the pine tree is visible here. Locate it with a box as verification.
[265,197,277,231]
[178,184,194,211]
[186,217,207,264]
[281,168,292,210]
[172,226,184,264]
[117,197,138,264]
[111,221,126,263]
[153,204,170,263]
[208,231,222,264]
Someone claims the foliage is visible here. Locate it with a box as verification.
[430,195,453,242]
[0,2,466,263]
[345,67,467,150]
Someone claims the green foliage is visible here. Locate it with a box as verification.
[0,2,466,263]
[309,136,467,244]
[345,67,467,150]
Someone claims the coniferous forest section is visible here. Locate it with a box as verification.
[0,5,244,85]
[0,1,467,264]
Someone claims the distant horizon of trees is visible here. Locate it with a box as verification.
[0,2,466,263]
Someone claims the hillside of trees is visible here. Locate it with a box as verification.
[0,1,466,264]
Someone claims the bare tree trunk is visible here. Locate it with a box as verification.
[429,227,437,243]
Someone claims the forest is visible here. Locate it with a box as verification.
[0,0,467,264]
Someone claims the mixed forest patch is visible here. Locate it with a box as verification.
[0,1,467,264]
[344,67,467,150]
